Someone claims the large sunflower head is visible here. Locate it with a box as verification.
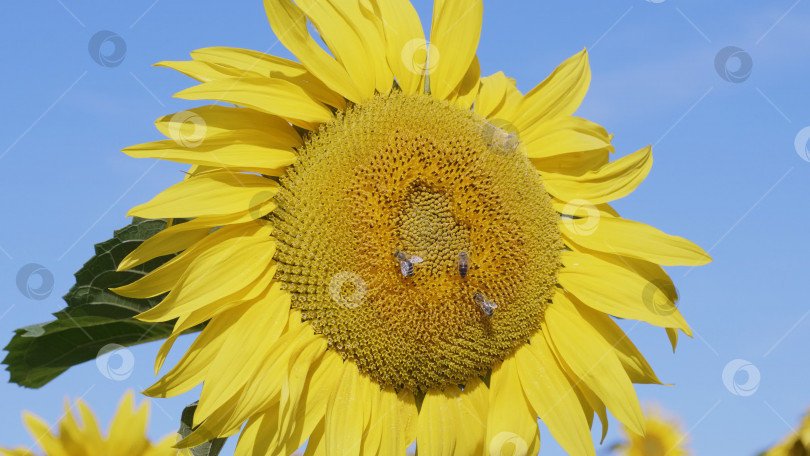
[0,391,183,456]
[115,0,711,454]
[613,404,691,456]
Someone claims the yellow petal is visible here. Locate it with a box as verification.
[194,289,297,424]
[124,133,296,173]
[136,235,275,322]
[304,420,327,456]
[453,378,488,455]
[22,413,68,456]
[264,0,364,103]
[562,214,712,266]
[524,116,613,161]
[447,55,480,109]
[128,171,278,219]
[417,389,458,455]
[156,59,241,82]
[559,250,691,333]
[487,357,541,456]
[543,145,652,204]
[474,72,513,119]
[514,48,591,131]
[360,386,385,456]
[143,307,239,397]
[666,327,679,352]
[114,224,267,298]
[377,388,418,456]
[517,338,596,456]
[175,77,332,129]
[234,405,280,456]
[343,0,394,94]
[544,292,645,435]
[370,0,426,95]
[277,337,330,444]
[573,380,608,442]
[428,0,483,100]
[108,392,150,452]
[189,47,346,109]
[154,105,302,144]
[534,150,610,177]
[293,0,377,99]
[274,351,343,455]
[325,364,369,456]
[571,298,664,385]
[116,223,209,272]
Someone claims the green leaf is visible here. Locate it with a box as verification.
[3,218,203,388]
[178,402,227,456]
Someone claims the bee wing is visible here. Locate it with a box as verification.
[400,261,413,277]
[408,255,424,264]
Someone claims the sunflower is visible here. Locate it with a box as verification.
[613,404,691,456]
[0,391,183,456]
[114,0,711,454]
[762,409,810,456]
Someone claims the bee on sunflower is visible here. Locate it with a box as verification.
[114,0,711,454]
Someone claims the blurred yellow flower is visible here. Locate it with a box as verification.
[763,408,810,456]
[0,391,183,456]
[614,404,691,456]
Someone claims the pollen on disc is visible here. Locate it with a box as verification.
[272,92,562,392]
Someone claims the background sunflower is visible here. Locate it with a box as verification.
[1,1,809,455]
[0,391,183,456]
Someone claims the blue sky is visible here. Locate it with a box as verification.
[1,0,809,454]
